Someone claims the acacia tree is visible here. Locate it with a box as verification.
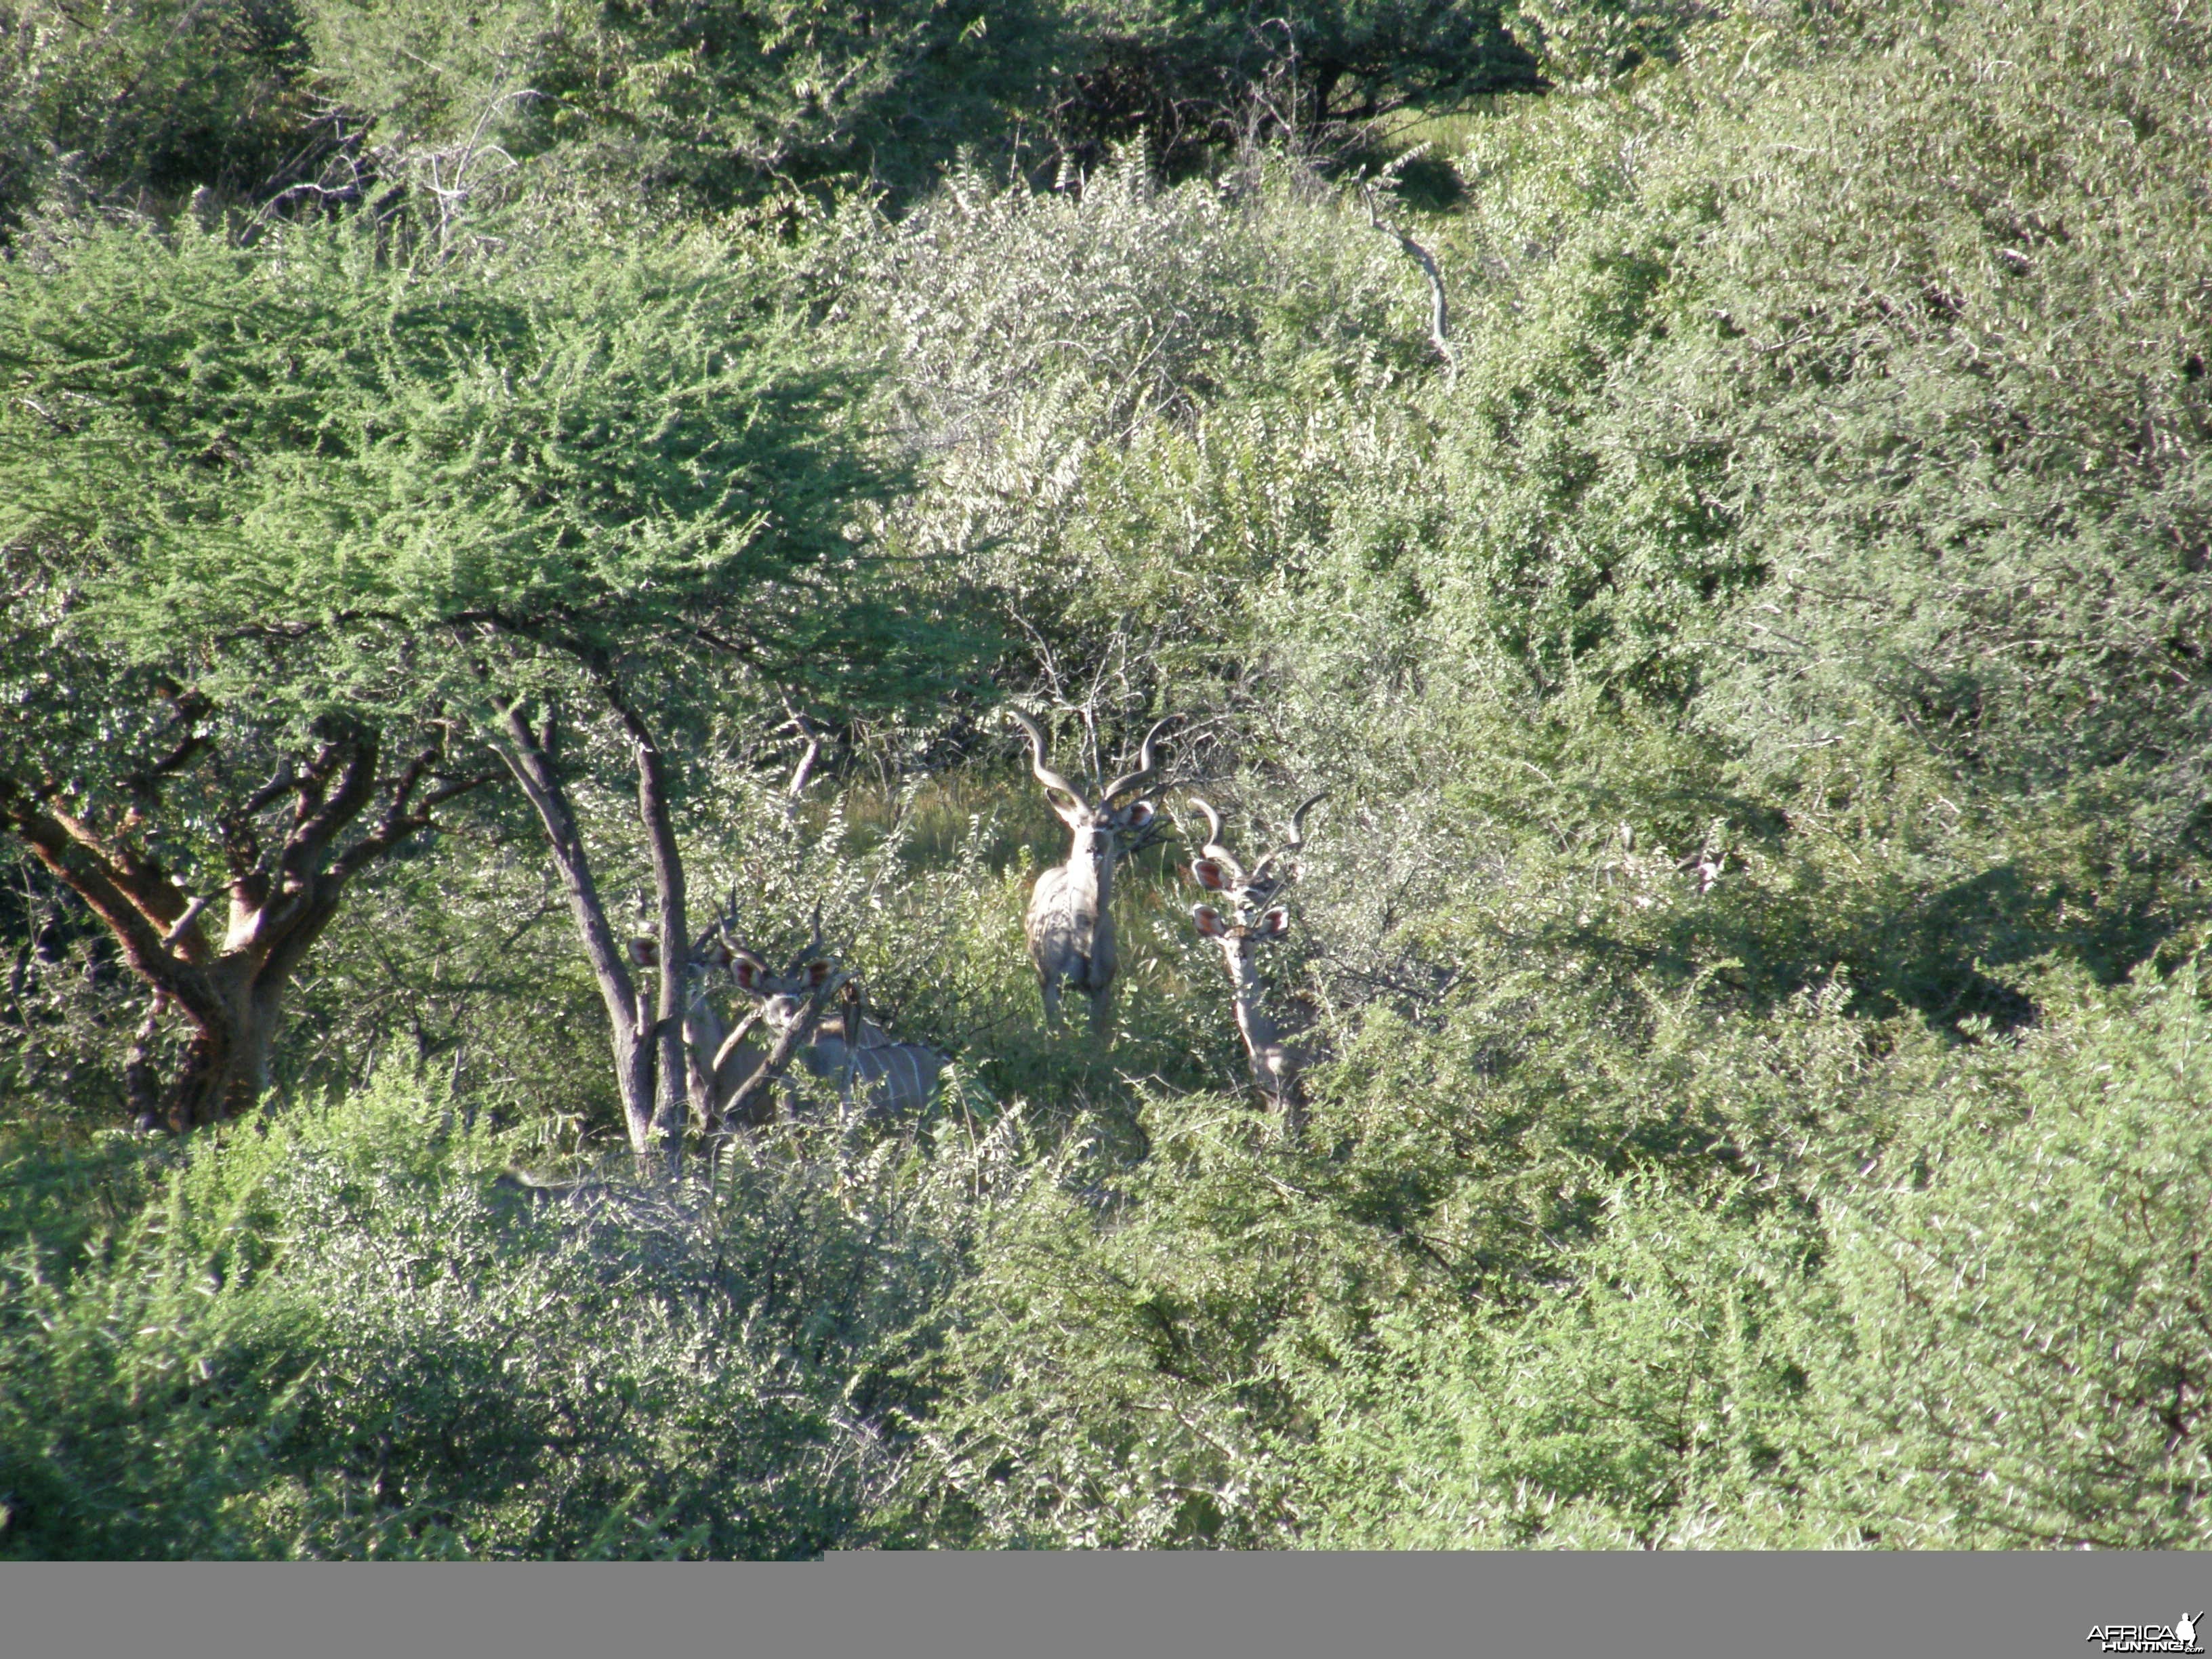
[0,225,507,1129]
[0,212,983,1163]
[0,593,491,1129]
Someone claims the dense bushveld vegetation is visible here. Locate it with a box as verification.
[5,0,2212,1554]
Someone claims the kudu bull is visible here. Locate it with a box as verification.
[1008,708,1174,1038]
[1184,792,1325,1134]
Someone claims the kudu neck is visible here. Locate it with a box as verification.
[1217,941,1268,1006]
[1064,828,1117,902]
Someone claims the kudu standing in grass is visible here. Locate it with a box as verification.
[724,930,947,1121]
[1008,708,1174,1039]
[1184,792,1325,1134]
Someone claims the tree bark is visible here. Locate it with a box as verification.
[598,674,692,1177]
[494,697,661,1170]
[1364,182,1454,380]
[2,724,489,1130]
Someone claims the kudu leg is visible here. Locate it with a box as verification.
[1087,977,1115,1041]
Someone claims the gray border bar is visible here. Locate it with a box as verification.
[5,1552,2209,1659]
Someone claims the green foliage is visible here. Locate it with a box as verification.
[0,0,319,229]
[1815,964,2212,1547]
[1035,0,1536,171]
[1183,962,2212,1551]
[9,0,2212,1559]
[294,0,1124,211]
[0,1122,167,1270]
[1,853,159,1128]
[0,199,987,1130]
[0,0,1538,232]
[1671,0,2212,845]
[661,770,1240,1141]
[883,1093,1353,1548]
[0,1067,998,1557]
[1293,1177,1835,1549]
[1504,0,1714,90]
[0,211,933,695]
[276,833,620,1136]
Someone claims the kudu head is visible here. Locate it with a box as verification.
[1185,792,1325,968]
[1006,708,1172,878]
[628,918,737,998]
[721,909,848,1037]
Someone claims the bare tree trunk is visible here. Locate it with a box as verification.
[497,656,764,1179]
[1364,182,1455,380]
[600,675,691,1179]
[494,699,661,1171]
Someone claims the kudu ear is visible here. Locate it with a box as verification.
[629,937,659,968]
[1191,904,1230,939]
[1120,799,1156,830]
[729,949,771,992]
[1255,907,1291,939]
[802,959,836,990]
[703,939,735,969]
[1189,857,1234,893]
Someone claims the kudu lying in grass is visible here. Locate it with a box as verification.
[634,910,943,1128]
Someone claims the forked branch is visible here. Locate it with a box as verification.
[1364,177,1455,380]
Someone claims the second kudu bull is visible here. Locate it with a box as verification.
[1008,708,1174,1039]
[725,934,947,1121]
[1184,791,1324,1133]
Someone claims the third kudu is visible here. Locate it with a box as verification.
[629,914,766,1132]
[1184,791,1325,1133]
[724,930,947,1121]
[1008,708,1174,1038]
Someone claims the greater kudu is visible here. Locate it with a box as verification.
[1008,708,1174,1038]
[1183,792,1325,1133]
[725,934,947,1120]
[628,913,767,1134]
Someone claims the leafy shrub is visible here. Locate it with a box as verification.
[0,1068,1002,1557]
[1292,1176,1837,1549]
[11,0,2212,1561]
[0,0,320,229]
[1814,963,2212,1548]
[1279,963,2212,1549]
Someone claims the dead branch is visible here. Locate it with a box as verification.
[1364,177,1456,381]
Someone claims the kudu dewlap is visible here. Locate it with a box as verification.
[1006,708,1177,1040]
